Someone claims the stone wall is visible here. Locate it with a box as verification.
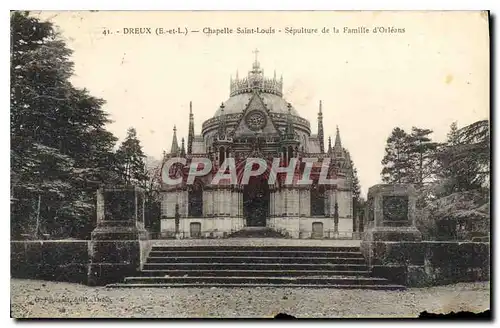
[11,241,90,284]
[269,217,352,239]
[361,241,490,287]
[160,217,245,238]
[11,239,148,285]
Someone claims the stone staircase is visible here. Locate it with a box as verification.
[227,227,285,238]
[107,245,406,290]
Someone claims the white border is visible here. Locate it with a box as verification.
[3,1,496,326]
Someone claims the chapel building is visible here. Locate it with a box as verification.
[160,52,354,239]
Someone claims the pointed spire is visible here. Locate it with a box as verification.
[328,136,332,154]
[170,125,179,154]
[318,100,324,153]
[285,103,295,138]
[187,101,194,155]
[180,137,186,156]
[218,102,227,138]
[273,69,276,80]
[334,125,342,149]
[236,70,239,79]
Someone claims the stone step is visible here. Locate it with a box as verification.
[139,269,371,277]
[142,263,368,271]
[122,276,392,286]
[146,256,366,264]
[227,228,286,238]
[147,250,364,258]
[107,283,406,290]
[150,246,361,253]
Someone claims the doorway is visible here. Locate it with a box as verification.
[243,177,269,227]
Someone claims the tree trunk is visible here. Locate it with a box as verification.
[35,194,41,238]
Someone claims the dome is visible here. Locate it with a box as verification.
[213,51,300,117]
[214,92,300,117]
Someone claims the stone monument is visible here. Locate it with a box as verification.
[360,184,423,285]
[88,185,148,285]
[363,184,422,242]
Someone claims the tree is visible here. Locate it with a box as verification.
[447,121,460,146]
[349,158,363,229]
[115,127,148,186]
[351,163,362,202]
[407,127,439,187]
[11,11,119,239]
[417,119,490,241]
[143,157,163,234]
[436,120,490,194]
[381,127,412,183]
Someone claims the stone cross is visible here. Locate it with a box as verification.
[253,48,259,62]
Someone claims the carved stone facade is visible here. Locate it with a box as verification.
[160,53,354,239]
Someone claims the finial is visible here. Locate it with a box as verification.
[335,125,342,149]
[319,100,322,114]
[287,103,292,113]
[252,48,260,70]
[180,137,186,155]
[274,69,276,80]
[328,136,332,150]
[173,125,177,132]
[236,70,239,79]
[189,101,192,114]
[253,48,259,63]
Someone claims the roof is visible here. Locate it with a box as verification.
[307,137,322,153]
[192,139,205,154]
[213,92,299,117]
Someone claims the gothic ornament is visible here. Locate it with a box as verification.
[245,110,267,131]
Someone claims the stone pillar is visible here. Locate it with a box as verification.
[330,190,337,217]
[203,190,208,217]
[362,184,422,242]
[88,185,148,286]
[333,201,339,235]
[230,190,237,217]
[225,189,231,216]
[360,184,423,286]
[324,189,330,217]
[205,189,213,217]
[270,191,274,216]
[237,188,242,218]
[293,189,300,216]
[299,188,310,217]
[275,190,281,216]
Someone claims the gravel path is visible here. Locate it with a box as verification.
[10,279,490,318]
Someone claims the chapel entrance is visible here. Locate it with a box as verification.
[243,177,269,227]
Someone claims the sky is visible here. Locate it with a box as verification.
[35,11,489,197]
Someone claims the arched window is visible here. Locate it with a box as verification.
[310,183,325,216]
[219,146,225,166]
[288,146,294,163]
[188,184,203,217]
